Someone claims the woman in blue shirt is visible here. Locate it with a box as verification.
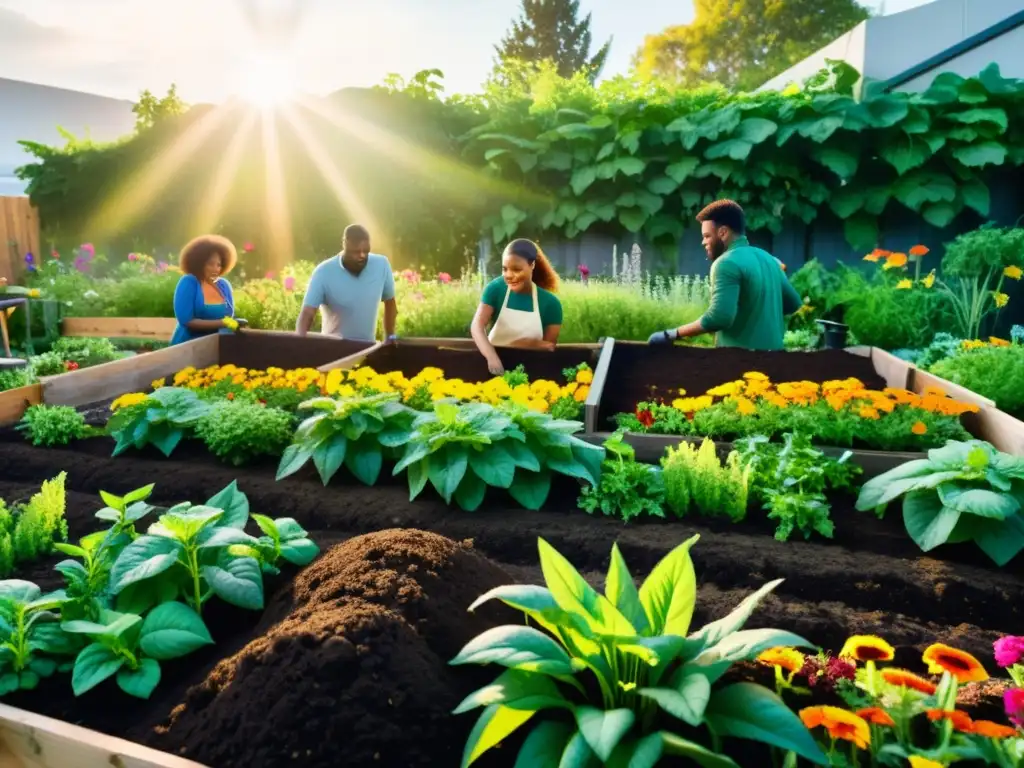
[170,235,243,346]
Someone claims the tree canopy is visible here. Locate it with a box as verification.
[633,0,871,91]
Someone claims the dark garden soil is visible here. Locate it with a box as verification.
[596,345,887,428]
[0,432,1020,767]
[217,332,375,371]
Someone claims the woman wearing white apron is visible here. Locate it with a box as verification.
[471,239,563,375]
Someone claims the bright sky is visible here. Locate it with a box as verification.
[0,0,934,102]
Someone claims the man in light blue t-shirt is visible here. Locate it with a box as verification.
[296,224,398,342]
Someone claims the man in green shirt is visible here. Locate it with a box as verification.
[648,199,802,350]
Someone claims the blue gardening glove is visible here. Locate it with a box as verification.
[648,328,678,345]
[384,334,398,345]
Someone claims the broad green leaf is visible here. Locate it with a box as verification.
[571,167,597,196]
[660,732,739,767]
[860,470,964,510]
[574,706,635,762]
[972,512,1024,566]
[115,578,180,616]
[204,481,249,529]
[704,683,827,764]
[313,433,348,484]
[638,535,698,636]
[139,602,214,660]
[72,642,125,695]
[279,539,320,566]
[684,579,784,657]
[736,117,777,144]
[509,470,552,510]
[856,459,938,509]
[406,457,430,500]
[811,147,857,178]
[559,730,600,768]
[604,544,648,635]
[961,177,991,215]
[116,658,161,699]
[470,444,517,489]
[665,158,699,185]
[953,141,1007,168]
[705,139,752,162]
[613,157,645,177]
[468,585,574,636]
[198,527,255,550]
[694,629,812,668]
[880,136,932,175]
[124,484,155,504]
[277,443,313,480]
[538,538,632,635]
[646,175,679,196]
[450,625,578,676]
[109,536,182,594]
[937,484,1020,519]
[948,107,1008,132]
[618,208,648,233]
[844,214,878,253]
[922,202,959,229]
[903,492,961,551]
[514,721,574,768]
[461,703,537,768]
[638,670,711,726]
[345,442,383,486]
[829,187,864,219]
[453,668,568,714]
[607,733,663,768]
[201,557,264,610]
[454,470,488,512]
[0,580,41,603]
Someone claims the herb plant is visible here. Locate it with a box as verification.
[107,387,213,457]
[95,483,156,539]
[578,431,664,521]
[0,580,77,695]
[277,392,416,485]
[196,400,294,466]
[661,438,749,521]
[54,530,122,622]
[236,515,320,575]
[736,433,862,542]
[930,344,1024,419]
[17,404,90,447]
[856,439,1024,565]
[50,336,120,369]
[0,473,69,578]
[64,603,213,699]
[451,536,826,767]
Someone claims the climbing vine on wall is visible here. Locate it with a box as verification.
[465,63,1024,251]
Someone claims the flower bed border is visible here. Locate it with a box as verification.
[584,339,1023,476]
[0,383,42,426]
[0,700,207,768]
[60,316,178,341]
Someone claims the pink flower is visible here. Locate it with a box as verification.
[79,243,95,257]
[438,272,451,284]
[51,249,60,259]
[995,637,1024,668]
[243,242,254,252]
[156,261,168,273]
[1005,688,1024,727]
[127,252,138,262]
[578,264,590,277]
[283,276,295,291]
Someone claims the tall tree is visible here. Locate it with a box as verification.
[132,84,188,132]
[633,0,871,92]
[494,0,612,83]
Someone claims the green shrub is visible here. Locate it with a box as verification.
[196,400,294,466]
[102,272,179,317]
[930,345,1024,418]
[17,405,89,447]
[0,473,69,577]
[50,337,120,368]
[661,438,748,521]
[0,368,34,394]
[29,352,67,376]
[842,284,954,350]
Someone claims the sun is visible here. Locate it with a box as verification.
[235,52,298,109]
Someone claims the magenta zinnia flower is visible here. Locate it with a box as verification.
[995,636,1024,668]
[1005,688,1024,727]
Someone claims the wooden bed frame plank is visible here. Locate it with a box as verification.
[0,702,208,768]
[585,337,615,434]
[0,384,42,427]
[60,317,177,341]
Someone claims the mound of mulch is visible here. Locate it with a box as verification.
[145,529,518,768]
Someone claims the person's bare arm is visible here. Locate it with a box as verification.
[295,306,317,336]
[470,303,504,374]
[382,297,398,338]
[186,319,230,331]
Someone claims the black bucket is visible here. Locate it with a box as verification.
[816,320,849,349]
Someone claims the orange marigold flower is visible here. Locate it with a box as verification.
[910,245,929,257]
[757,647,805,673]
[972,720,1018,738]
[1004,265,1023,281]
[859,406,880,420]
[989,336,1011,347]
[856,707,895,727]
[799,706,871,749]
[926,709,974,732]
[864,249,889,263]
[882,668,937,695]
[884,252,909,270]
[840,635,895,663]
[734,396,757,416]
[912,421,928,435]
[909,757,944,768]
[922,643,988,683]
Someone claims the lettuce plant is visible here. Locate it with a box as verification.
[108,387,213,457]
[0,580,78,695]
[856,439,1024,566]
[579,431,665,521]
[451,536,826,767]
[64,604,213,699]
[277,392,417,485]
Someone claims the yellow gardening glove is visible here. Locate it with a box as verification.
[222,317,240,332]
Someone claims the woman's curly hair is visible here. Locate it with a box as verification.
[178,234,238,278]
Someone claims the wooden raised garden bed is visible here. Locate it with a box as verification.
[0,383,42,427]
[60,317,178,341]
[584,339,1019,476]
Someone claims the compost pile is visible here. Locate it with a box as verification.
[145,529,517,768]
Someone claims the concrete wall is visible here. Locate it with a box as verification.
[0,77,135,196]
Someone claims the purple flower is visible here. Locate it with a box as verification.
[1005,688,1024,727]
[24,252,34,264]
[995,636,1024,668]
[156,261,168,273]
[79,243,95,258]
[74,256,90,273]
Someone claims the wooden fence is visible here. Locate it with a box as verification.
[0,197,40,284]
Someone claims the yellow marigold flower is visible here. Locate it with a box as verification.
[574,385,590,403]
[882,668,937,695]
[575,368,593,385]
[859,406,880,420]
[909,757,944,768]
[799,706,870,750]
[151,378,166,389]
[896,278,913,290]
[883,252,908,270]
[742,371,768,381]
[989,336,1011,347]
[922,643,988,683]
[110,392,149,411]
[757,647,804,673]
[840,635,895,662]
[912,421,928,435]
[734,396,756,416]
[1004,265,1023,280]
[993,291,1009,309]
[921,270,936,288]
[707,381,743,397]
[864,249,889,263]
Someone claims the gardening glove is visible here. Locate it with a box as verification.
[648,328,678,345]
[384,334,398,345]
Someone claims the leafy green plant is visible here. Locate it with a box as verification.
[736,433,861,541]
[29,351,67,377]
[277,392,416,485]
[17,404,89,447]
[196,400,294,466]
[108,482,262,618]
[661,438,749,521]
[64,603,213,699]
[450,536,826,767]
[231,515,320,575]
[579,431,665,521]
[95,483,156,539]
[53,530,123,622]
[930,344,1024,419]
[0,580,77,695]
[856,440,1024,566]
[50,336,120,368]
[0,473,69,578]
[0,366,35,394]
[107,387,213,457]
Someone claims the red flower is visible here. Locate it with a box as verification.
[226,392,235,400]
[635,408,654,428]
[243,242,255,252]
[64,361,79,371]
